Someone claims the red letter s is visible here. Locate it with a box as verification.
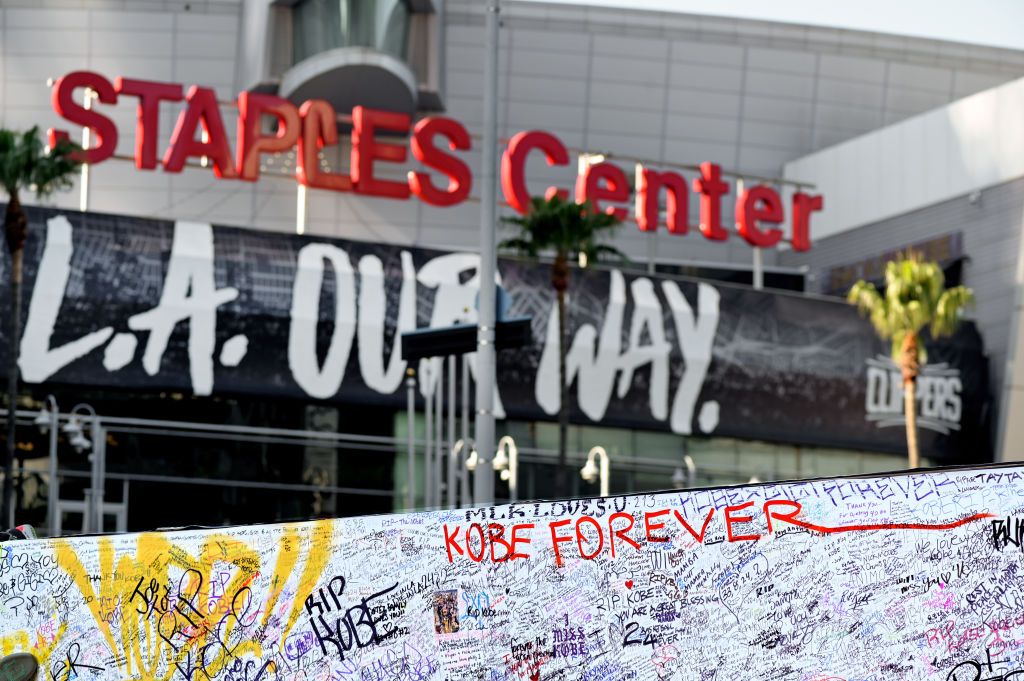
[49,71,118,164]
[409,117,472,207]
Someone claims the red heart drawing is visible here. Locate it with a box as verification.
[625,580,634,589]
[530,672,540,681]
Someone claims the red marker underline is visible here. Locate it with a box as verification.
[782,512,994,535]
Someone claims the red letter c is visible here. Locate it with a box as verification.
[500,130,569,214]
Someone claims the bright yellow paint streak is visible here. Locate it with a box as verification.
[50,522,338,680]
[0,621,67,677]
[260,526,299,631]
[280,520,335,639]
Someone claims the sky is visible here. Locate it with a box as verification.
[520,0,1024,51]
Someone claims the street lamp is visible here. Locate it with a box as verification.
[580,446,610,497]
[63,404,104,533]
[61,405,96,453]
[458,439,479,471]
[62,421,92,453]
[672,455,697,489]
[454,438,478,507]
[34,396,59,536]
[671,467,686,489]
[492,435,519,502]
[33,399,55,432]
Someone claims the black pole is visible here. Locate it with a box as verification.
[2,192,27,529]
[3,247,21,527]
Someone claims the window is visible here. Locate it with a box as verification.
[292,0,412,64]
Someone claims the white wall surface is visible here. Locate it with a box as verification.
[784,75,1024,240]
[1,0,1023,270]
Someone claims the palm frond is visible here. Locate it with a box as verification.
[847,280,891,338]
[498,237,539,258]
[849,252,973,366]
[0,126,81,199]
[931,285,974,338]
[32,137,79,197]
[498,194,624,267]
[590,243,627,260]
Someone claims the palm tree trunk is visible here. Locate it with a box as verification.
[551,252,570,497]
[556,287,569,496]
[904,379,919,469]
[2,194,25,527]
[900,332,921,470]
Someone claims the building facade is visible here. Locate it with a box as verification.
[780,75,1024,462]
[0,0,1020,531]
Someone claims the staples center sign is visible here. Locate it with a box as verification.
[49,71,823,249]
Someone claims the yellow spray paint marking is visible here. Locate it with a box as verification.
[260,526,299,631]
[115,533,173,679]
[0,621,67,677]
[280,521,336,639]
[53,538,121,664]
[176,534,265,678]
[52,522,336,680]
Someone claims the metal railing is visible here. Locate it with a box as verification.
[0,400,757,537]
[1,404,402,537]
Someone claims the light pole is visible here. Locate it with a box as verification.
[454,438,477,507]
[33,396,59,536]
[492,435,519,501]
[474,0,501,506]
[580,446,610,497]
[62,404,103,533]
[405,368,416,511]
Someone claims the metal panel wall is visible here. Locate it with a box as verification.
[780,176,1024,448]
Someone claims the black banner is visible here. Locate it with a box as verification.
[0,206,989,460]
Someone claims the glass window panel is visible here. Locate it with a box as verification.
[736,440,783,481]
[500,420,537,450]
[533,422,560,456]
[858,452,908,474]
[805,449,862,477]
[774,444,799,478]
[524,461,584,499]
[635,431,686,462]
[579,425,633,461]
[687,437,739,478]
[632,471,676,494]
[293,0,411,63]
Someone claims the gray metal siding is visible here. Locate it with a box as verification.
[437,0,1024,268]
[779,176,1024,434]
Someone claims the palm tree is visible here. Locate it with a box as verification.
[847,253,973,469]
[501,195,623,496]
[0,127,80,522]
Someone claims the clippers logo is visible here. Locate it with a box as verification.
[864,356,962,434]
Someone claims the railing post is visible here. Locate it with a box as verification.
[406,369,416,511]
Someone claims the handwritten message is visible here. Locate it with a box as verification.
[0,466,1021,679]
